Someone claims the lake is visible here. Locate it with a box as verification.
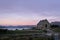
[0,26,34,30]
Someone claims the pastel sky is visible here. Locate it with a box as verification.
[0,0,60,25]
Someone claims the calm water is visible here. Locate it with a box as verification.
[1,28,31,30]
[0,26,33,30]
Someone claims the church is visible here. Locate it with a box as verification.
[37,19,50,30]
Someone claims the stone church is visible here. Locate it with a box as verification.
[37,19,50,30]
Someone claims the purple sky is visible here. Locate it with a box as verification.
[0,0,60,25]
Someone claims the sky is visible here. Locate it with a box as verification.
[0,0,60,25]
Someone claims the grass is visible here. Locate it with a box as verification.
[0,29,54,40]
[0,36,54,40]
[52,28,60,32]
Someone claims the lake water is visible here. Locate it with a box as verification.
[0,26,33,30]
[1,28,31,30]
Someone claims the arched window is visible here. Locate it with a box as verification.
[45,24,47,28]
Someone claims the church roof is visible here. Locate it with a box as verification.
[37,19,49,25]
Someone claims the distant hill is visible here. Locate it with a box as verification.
[51,22,60,26]
[0,26,5,28]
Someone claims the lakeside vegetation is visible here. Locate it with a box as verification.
[51,24,60,32]
[0,29,54,40]
[0,36,54,40]
[0,29,44,34]
[52,28,60,32]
